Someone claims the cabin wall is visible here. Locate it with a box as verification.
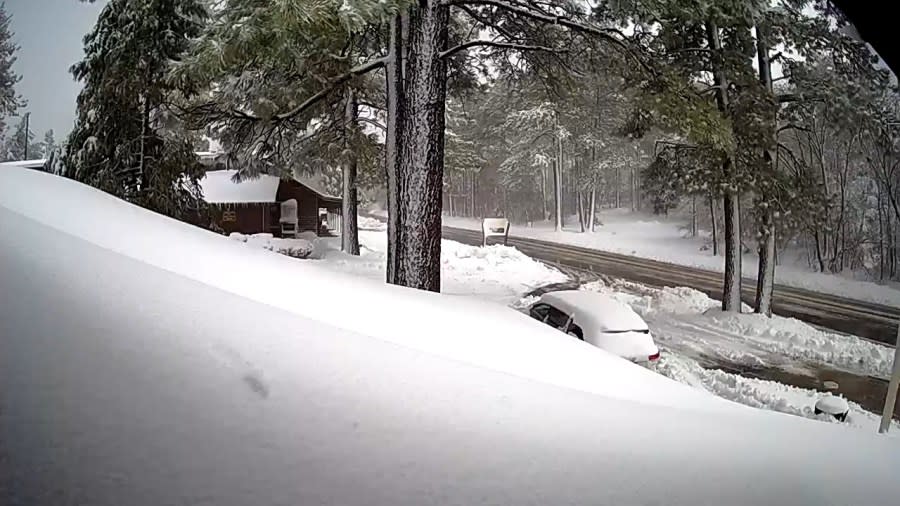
[197,180,342,237]
[208,204,272,235]
[277,181,325,234]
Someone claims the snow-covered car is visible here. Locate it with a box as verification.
[528,290,660,364]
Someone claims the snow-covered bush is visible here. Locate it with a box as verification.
[230,233,314,259]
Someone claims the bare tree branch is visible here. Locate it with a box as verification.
[776,93,822,104]
[191,57,389,126]
[445,0,653,74]
[270,57,388,122]
[441,40,564,59]
[357,117,387,131]
[457,4,519,41]
[777,123,809,133]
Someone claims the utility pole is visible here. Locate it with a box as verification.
[22,112,30,160]
[879,324,900,433]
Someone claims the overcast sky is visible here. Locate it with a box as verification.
[6,0,106,139]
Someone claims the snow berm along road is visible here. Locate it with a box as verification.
[442,226,900,344]
[2,167,900,505]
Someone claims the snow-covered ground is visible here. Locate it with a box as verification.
[443,210,900,308]
[309,230,567,305]
[312,214,894,430]
[250,212,568,305]
[570,278,900,433]
[319,217,896,431]
[580,278,896,379]
[657,353,894,432]
[4,168,900,504]
[229,232,316,258]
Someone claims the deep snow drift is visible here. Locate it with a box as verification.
[3,168,900,505]
[443,211,900,307]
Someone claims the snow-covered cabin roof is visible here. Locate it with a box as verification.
[199,170,281,204]
[539,290,649,333]
[199,169,340,204]
[295,174,340,202]
[0,159,47,170]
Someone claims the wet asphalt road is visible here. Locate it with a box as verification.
[443,226,900,346]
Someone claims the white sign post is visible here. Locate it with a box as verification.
[481,218,510,247]
[879,324,900,433]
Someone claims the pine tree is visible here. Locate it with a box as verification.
[445,96,493,219]
[3,113,39,161]
[611,0,878,313]
[0,2,22,135]
[41,129,56,158]
[177,0,403,255]
[179,0,650,291]
[63,0,208,218]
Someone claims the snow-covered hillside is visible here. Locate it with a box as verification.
[3,168,900,505]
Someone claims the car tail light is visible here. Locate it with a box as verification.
[648,352,660,362]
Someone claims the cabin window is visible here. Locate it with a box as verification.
[222,210,236,222]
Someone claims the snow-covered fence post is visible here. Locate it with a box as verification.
[879,324,900,433]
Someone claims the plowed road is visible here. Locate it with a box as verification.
[442,226,900,346]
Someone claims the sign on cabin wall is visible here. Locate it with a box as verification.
[481,218,510,246]
[222,210,237,222]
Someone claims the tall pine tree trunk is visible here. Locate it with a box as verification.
[631,168,637,212]
[754,23,776,316]
[691,195,697,237]
[385,13,407,284]
[342,88,360,256]
[879,189,886,280]
[391,1,448,292]
[707,20,742,312]
[138,95,150,197]
[540,167,549,221]
[589,188,597,232]
[722,180,743,312]
[554,123,564,231]
[447,174,454,217]
[552,157,562,230]
[470,170,476,217]
[614,166,620,208]
[755,207,777,316]
[577,191,586,232]
[813,229,826,272]
[888,205,896,278]
[710,196,719,256]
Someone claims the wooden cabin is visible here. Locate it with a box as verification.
[198,170,342,237]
